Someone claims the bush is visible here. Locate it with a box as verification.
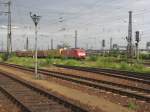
[132,63,144,72]
[140,53,150,60]
[119,62,131,71]
[96,57,116,68]
[109,49,120,57]
[1,53,9,61]
[88,55,98,61]
[45,57,53,65]
[64,60,79,66]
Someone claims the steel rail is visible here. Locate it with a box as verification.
[0,62,149,103]
[54,64,150,84]
[0,70,88,112]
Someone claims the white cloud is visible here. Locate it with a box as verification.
[0,0,149,50]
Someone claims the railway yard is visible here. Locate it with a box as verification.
[0,61,149,112]
[0,0,150,112]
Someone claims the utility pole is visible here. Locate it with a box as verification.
[127,11,133,59]
[48,44,49,50]
[0,1,12,56]
[26,37,29,50]
[86,43,89,50]
[51,38,53,50]
[8,1,12,54]
[1,38,4,52]
[30,12,41,79]
[75,30,77,48]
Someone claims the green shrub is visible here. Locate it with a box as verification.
[88,55,98,61]
[119,62,131,70]
[64,60,79,66]
[132,63,144,72]
[1,53,9,61]
[128,102,138,110]
[140,53,150,60]
[45,57,53,65]
[96,57,116,68]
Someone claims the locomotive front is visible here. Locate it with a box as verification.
[76,49,86,59]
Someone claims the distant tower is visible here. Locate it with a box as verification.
[75,30,77,48]
[127,11,133,59]
[1,39,4,52]
[51,38,53,50]
[26,37,29,50]
[110,37,113,50]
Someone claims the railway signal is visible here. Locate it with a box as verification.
[30,12,41,79]
[135,31,140,61]
[102,39,105,48]
[146,42,150,51]
[102,39,105,56]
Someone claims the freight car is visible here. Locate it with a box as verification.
[16,48,86,59]
[16,50,33,57]
[16,50,60,58]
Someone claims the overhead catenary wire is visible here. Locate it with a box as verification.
[1,0,150,50]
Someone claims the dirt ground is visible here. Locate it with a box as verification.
[0,65,136,112]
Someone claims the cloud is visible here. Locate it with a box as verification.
[0,25,7,29]
[0,0,149,49]
[0,25,19,29]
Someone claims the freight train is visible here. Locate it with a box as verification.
[16,48,86,59]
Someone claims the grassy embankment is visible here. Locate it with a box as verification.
[0,54,149,73]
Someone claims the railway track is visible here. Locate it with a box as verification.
[55,65,150,84]
[143,62,150,67]
[0,89,21,112]
[0,69,88,112]
[0,63,150,103]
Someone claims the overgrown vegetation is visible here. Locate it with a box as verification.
[1,53,9,61]
[87,55,99,61]
[0,54,149,73]
[140,53,150,60]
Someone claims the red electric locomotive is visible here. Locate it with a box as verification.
[61,48,86,59]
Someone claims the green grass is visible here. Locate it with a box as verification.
[7,56,36,67]
[128,102,138,110]
[0,55,149,73]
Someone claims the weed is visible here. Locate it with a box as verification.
[64,59,79,66]
[88,55,98,61]
[1,53,9,61]
[4,55,150,73]
[128,102,138,110]
[119,62,131,70]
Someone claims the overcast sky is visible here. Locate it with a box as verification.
[0,0,150,50]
